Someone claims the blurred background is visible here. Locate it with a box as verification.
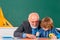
[0,0,60,27]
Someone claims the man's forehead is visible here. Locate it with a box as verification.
[30,18,39,21]
[30,15,39,20]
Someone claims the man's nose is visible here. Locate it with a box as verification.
[33,22,37,26]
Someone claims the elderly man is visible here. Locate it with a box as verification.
[14,12,40,39]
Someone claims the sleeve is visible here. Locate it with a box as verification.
[53,28,60,38]
[22,33,26,38]
[54,28,59,35]
[55,29,60,38]
[14,22,26,38]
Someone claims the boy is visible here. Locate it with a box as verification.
[38,17,59,39]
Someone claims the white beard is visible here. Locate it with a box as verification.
[31,25,37,29]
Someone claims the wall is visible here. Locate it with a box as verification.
[0,0,60,27]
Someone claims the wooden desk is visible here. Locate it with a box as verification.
[21,38,49,40]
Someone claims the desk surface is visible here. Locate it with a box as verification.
[18,38,49,40]
[1,37,60,40]
[14,38,49,40]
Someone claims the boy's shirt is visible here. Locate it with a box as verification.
[38,27,60,38]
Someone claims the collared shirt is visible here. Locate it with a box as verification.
[32,28,38,35]
[38,27,60,38]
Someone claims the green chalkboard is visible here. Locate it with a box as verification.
[0,0,60,28]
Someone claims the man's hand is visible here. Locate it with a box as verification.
[26,34,36,39]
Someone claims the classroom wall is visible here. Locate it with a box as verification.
[0,0,60,27]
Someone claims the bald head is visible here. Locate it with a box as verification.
[28,12,39,21]
[28,12,39,27]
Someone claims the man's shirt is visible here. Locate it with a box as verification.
[22,27,38,38]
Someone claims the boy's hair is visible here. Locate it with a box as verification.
[40,17,53,29]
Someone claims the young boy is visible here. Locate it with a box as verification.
[38,17,60,39]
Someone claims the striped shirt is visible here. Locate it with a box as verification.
[38,27,59,38]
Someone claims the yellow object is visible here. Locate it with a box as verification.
[49,33,54,38]
[0,7,13,28]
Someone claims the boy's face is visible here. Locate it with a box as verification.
[41,22,52,30]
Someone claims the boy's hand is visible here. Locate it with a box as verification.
[49,33,57,39]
